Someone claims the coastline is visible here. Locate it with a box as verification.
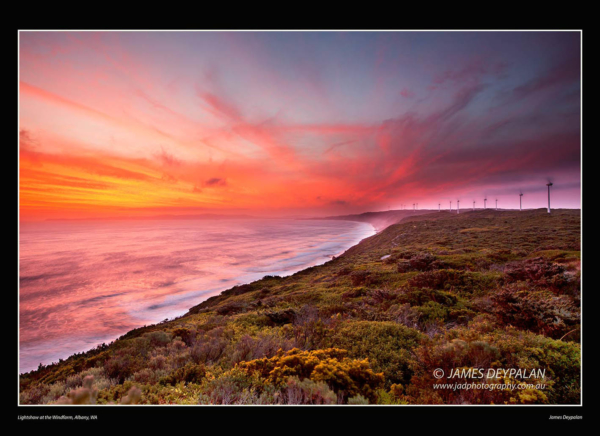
[19,209,581,406]
[19,219,376,375]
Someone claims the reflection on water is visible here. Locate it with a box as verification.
[19,219,374,373]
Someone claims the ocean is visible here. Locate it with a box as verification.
[19,218,375,373]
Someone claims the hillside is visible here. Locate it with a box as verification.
[19,208,581,405]
[308,209,434,231]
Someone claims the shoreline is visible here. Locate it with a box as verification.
[19,219,376,375]
[19,209,581,406]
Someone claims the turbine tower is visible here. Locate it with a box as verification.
[457,200,460,214]
[450,200,452,211]
[484,198,487,209]
[519,193,523,211]
[473,200,476,211]
[438,203,441,212]
[546,182,553,213]
[495,199,498,210]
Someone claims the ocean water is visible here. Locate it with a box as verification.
[19,218,374,373]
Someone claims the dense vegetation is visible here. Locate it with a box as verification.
[19,209,581,405]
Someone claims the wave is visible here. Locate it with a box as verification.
[19,219,374,373]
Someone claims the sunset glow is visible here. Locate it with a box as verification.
[19,31,581,221]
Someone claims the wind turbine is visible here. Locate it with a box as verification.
[495,199,498,210]
[484,198,487,209]
[546,182,553,213]
[473,200,475,211]
[413,203,415,211]
[519,193,523,211]
[450,200,452,211]
[457,200,460,214]
[438,203,441,212]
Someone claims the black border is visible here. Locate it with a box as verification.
[15,26,587,427]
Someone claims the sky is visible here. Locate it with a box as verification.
[19,31,581,221]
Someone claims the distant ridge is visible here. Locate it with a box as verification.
[305,207,580,232]
[304,209,435,232]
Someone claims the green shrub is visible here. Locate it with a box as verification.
[325,321,422,386]
[159,363,206,386]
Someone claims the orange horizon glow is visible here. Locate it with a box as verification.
[19,32,581,221]
[19,79,379,221]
